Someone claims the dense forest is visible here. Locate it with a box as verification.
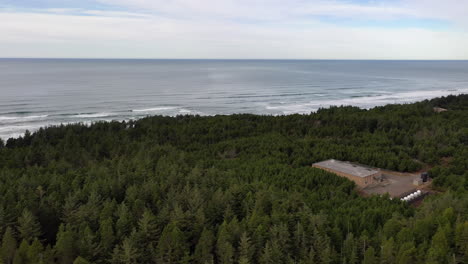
[0,95,467,264]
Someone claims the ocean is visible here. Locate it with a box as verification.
[1,59,467,140]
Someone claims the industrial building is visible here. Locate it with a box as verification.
[312,159,381,187]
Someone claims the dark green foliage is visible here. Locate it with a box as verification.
[0,95,467,263]
[1,227,16,264]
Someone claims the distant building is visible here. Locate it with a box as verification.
[312,159,381,188]
[433,107,448,113]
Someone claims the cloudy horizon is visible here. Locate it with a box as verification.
[1,0,468,59]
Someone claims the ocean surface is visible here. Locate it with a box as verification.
[1,59,467,140]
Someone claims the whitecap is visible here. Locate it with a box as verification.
[178,109,192,114]
[132,107,177,112]
[73,113,113,118]
[265,88,468,115]
[24,115,49,119]
[0,116,17,121]
[0,115,48,122]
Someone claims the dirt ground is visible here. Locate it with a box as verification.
[362,170,430,198]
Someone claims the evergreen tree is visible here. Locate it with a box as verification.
[137,209,159,243]
[156,223,187,264]
[363,246,376,264]
[17,210,41,242]
[26,239,43,264]
[111,237,140,264]
[396,242,416,264]
[1,227,16,264]
[54,224,76,264]
[12,240,28,264]
[116,204,132,239]
[99,218,115,251]
[259,242,275,264]
[73,256,91,264]
[300,247,316,264]
[216,222,234,264]
[238,232,254,264]
[427,227,450,264]
[78,226,100,261]
[194,228,214,264]
[380,237,395,264]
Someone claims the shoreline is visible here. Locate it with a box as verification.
[2,93,465,141]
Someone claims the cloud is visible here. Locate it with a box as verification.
[93,0,454,24]
[405,0,468,27]
[0,0,467,59]
[1,9,467,59]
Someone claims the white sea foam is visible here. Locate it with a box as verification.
[73,113,113,118]
[178,109,192,114]
[0,116,17,121]
[0,115,48,122]
[266,88,468,115]
[24,115,49,119]
[132,107,177,112]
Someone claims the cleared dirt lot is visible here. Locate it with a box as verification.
[363,171,429,198]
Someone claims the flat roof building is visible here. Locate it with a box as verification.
[312,159,381,188]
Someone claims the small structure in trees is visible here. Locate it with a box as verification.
[312,159,382,188]
[433,107,448,113]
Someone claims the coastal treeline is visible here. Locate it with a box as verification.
[0,95,467,264]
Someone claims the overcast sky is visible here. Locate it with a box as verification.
[1,0,468,59]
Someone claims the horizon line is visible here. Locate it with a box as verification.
[1,58,468,61]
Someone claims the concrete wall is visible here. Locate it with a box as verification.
[312,164,380,188]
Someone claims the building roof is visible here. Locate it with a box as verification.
[313,159,379,178]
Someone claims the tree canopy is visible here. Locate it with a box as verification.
[0,95,467,263]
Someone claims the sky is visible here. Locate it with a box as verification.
[1,0,468,59]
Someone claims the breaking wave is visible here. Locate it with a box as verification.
[132,107,177,112]
[265,88,468,114]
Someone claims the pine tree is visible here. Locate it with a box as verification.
[156,223,187,264]
[194,228,214,264]
[343,233,357,264]
[78,226,100,261]
[111,237,140,264]
[300,247,316,264]
[294,223,308,260]
[318,244,333,264]
[259,242,275,264]
[238,232,254,264]
[54,224,76,264]
[427,226,450,264]
[396,242,416,264]
[137,209,159,243]
[363,246,376,264]
[17,210,41,242]
[99,218,115,251]
[73,256,90,264]
[380,237,395,264]
[13,240,29,264]
[116,204,132,239]
[454,221,468,260]
[26,239,43,264]
[216,222,234,264]
[1,227,16,264]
